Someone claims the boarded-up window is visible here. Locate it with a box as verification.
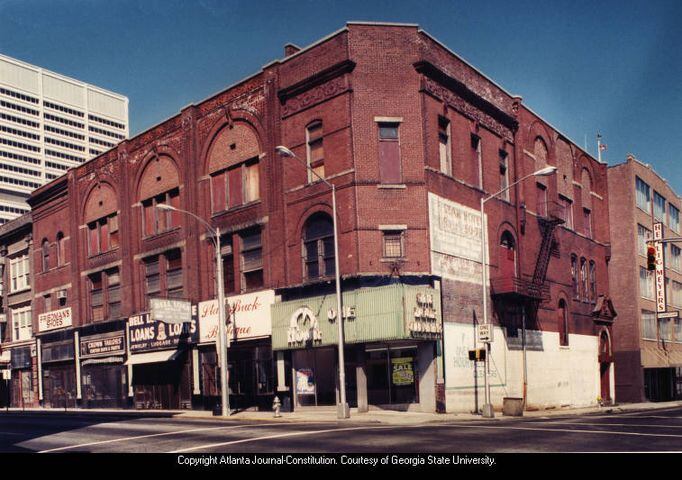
[306,122,324,182]
[556,139,573,199]
[534,137,549,187]
[472,134,482,188]
[581,168,592,210]
[211,171,227,213]
[438,116,451,175]
[228,168,243,208]
[245,160,260,203]
[378,123,401,184]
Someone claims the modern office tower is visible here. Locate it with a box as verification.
[0,53,128,224]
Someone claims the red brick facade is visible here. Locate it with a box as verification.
[21,23,614,410]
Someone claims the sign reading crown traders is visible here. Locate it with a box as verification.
[198,290,275,344]
[38,307,73,333]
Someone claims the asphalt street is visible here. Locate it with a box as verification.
[2,406,682,453]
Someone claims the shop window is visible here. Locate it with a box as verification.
[306,121,324,182]
[88,213,119,255]
[240,229,263,291]
[558,299,569,346]
[303,213,335,280]
[378,122,401,184]
[210,160,260,213]
[382,231,403,258]
[438,116,451,176]
[142,188,180,236]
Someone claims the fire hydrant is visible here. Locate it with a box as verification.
[273,396,282,418]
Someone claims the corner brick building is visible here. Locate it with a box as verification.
[7,22,616,413]
[608,155,682,402]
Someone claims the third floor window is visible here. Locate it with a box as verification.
[210,160,259,213]
[88,213,119,255]
[142,188,180,236]
[306,122,325,182]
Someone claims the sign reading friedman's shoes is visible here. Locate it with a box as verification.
[38,307,73,333]
[128,312,198,353]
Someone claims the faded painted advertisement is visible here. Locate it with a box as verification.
[428,193,487,284]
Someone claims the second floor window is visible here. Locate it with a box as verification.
[638,224,652,256]
[240,229,264,291]
[306,122,325,182]
[640,266,654,299]
[88,213,119,255]
[11,306,32,342]
[89,269,121,322]
[378,122,401,184]
[383,230,404,258]
[41,239,50,272]
[570,254,578,299]
[10,254,30,292]
[589,260,597,303]
[580,257,588,302]
[144,249,183,307]
[142,188,180,236]
[303,213,335,280]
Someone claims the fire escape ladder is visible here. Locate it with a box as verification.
[532,220,558,287]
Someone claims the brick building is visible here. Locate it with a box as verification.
[0,213,40,408]
[24,22,615,413]
[608,155,682,402]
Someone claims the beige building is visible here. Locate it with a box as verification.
[608,155,682,402]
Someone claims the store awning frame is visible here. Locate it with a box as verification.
[125,349,183,366]
[81,356,125,366]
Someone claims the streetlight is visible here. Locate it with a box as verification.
[275,145,350,419]
[155,204,231,417]
[479,165,557,418]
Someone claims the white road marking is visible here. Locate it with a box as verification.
[170,425,397,453]
[172,420,682,453]
[38,422,332,453]
[529,421,682,429]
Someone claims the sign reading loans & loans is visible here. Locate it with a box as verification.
[38,307,72,332]
[198,290,275,344]
[128,312,198,352]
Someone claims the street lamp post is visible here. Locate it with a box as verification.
[155,204,231,417]
[479,165,557,418]
[276,145,350,419]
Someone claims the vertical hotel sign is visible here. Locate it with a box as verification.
[654,222,666,313]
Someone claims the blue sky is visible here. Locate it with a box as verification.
[1,0,680,191]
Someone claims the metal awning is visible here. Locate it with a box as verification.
[81,356,124,366]
[125,349,182,366]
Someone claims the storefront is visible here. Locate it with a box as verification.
[126,312,197,409]
[197,290,275,411]
[38,307,77,409]
[271,283,442,413]
[9,344,37,408]
[80,330,127,408]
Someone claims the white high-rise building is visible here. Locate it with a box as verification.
[0,53,129,224]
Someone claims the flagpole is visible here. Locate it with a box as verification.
[597,133,602,163]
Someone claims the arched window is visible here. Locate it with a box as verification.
[56,232,65,266]
[41,239,49,272]
[558,299,569,346]
[303,213,335,280]
[139,155,181,237]
[499,231,516,279]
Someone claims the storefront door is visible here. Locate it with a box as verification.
[132,356,191,410]
[366,345,418,407]
[293,348,336,407]
[43,364,77,408]
[81,364,127,408]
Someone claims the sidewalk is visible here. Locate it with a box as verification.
[4,400,680,425]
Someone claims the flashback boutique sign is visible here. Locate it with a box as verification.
[198,290,275,344]
[128,312,198,352]
[38,307,73,333]
[428,193,487,284]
